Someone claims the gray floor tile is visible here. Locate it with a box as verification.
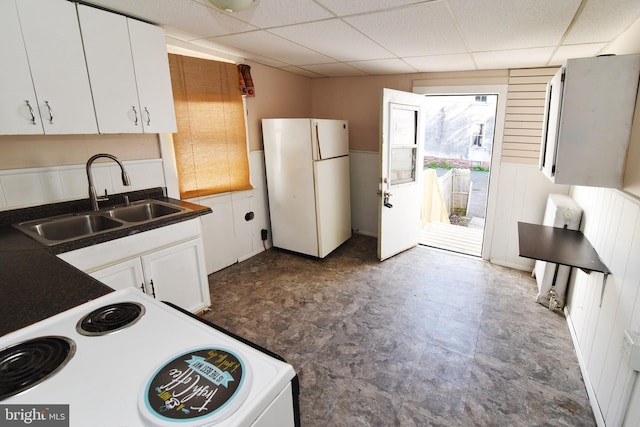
[202,234,595,426]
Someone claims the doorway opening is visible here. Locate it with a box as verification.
[419,93,498,257]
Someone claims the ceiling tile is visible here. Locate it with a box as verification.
[348,59,418,75]
[211,31,335,65]
[550,43,607,65]
[269,19,394,61]
[279,66,326,78]
[315,0,430,16]
[221,0,334,28]
[473,47,555,69]
[563,0,640,44]
[403,54,476,72]
[345,2,467,57]
[86,0,256,38]
[448,0,582,51]
[300,63,368,77]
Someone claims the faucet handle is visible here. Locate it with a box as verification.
[97,189,109,202]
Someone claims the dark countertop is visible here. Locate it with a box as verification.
[0,188,211,337]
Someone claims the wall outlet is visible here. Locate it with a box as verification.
[622,330,640,371]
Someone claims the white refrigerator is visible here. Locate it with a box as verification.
[262,118,351,258]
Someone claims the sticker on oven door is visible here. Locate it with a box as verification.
[140,348,251,425]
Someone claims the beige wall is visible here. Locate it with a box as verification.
[0,134,160,170]
[244,61,313,151]
[311,74,415,152]
[310,70,509,152]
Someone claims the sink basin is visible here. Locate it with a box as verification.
[105,200,184,223]
[13,199,191,246]
[16,214,123,244]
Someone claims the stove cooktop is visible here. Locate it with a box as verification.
[0,288,295,427]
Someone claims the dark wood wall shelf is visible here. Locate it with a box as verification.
[517,222,610,306]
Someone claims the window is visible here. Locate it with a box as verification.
[168,54,251,199]
[471,122,484,147]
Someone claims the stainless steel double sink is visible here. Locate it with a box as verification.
[14,199,191,246]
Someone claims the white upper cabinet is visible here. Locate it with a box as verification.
[77,5,176,134]
[77,5,140,134]
[0,1,43,134]
[128,18,177,134]
[0,0,97,135]
[14,0,98,135]
[539,54,640,188]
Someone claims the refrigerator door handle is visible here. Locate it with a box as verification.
[314,122,323,159]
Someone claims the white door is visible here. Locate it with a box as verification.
[378,89,425,260]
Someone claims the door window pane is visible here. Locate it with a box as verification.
[389,105,418,185]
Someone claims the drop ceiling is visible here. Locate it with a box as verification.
[82,0,640,78]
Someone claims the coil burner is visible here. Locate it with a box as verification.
[77,302,145,336]
[0,336,75,400]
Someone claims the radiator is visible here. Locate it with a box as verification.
[533,193,583,312]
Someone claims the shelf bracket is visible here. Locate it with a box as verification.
[599,273,609,308]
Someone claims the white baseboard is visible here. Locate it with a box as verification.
[565,308,606,427]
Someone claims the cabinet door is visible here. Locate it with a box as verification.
[90,258,146,293]
[128,18,177,133]
[77,5,141,134]
[141,239,210,312]
[539,68,564,181]
[0,1,43,135]
[16,0,97,134]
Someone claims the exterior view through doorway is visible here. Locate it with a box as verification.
[416,90,500,257]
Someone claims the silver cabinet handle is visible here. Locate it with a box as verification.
[45,101,53,124]
[132,106,138,126]
[144,107,150,126]
[25,100,36,125]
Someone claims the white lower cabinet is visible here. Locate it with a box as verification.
[90,258,145,292]
[58,219,211,313]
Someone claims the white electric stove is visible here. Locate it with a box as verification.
[0,288,299,427]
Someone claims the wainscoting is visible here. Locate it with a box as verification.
[0,159,165,210]
[565,187,640,426]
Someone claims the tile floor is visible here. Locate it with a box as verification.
[202,234,595,426]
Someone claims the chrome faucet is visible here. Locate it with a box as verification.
[86,153,131,211]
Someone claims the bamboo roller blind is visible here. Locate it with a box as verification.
[501,67,560,165]
[169,54,252,199]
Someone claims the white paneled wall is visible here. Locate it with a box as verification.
[0,159,165,210]
[350,151,379,237]
[566,186,640,426]
[487,162,570,270]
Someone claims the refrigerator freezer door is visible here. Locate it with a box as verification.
[312,119,349,160]
[314,156,352,258]
[263,119,319,257]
